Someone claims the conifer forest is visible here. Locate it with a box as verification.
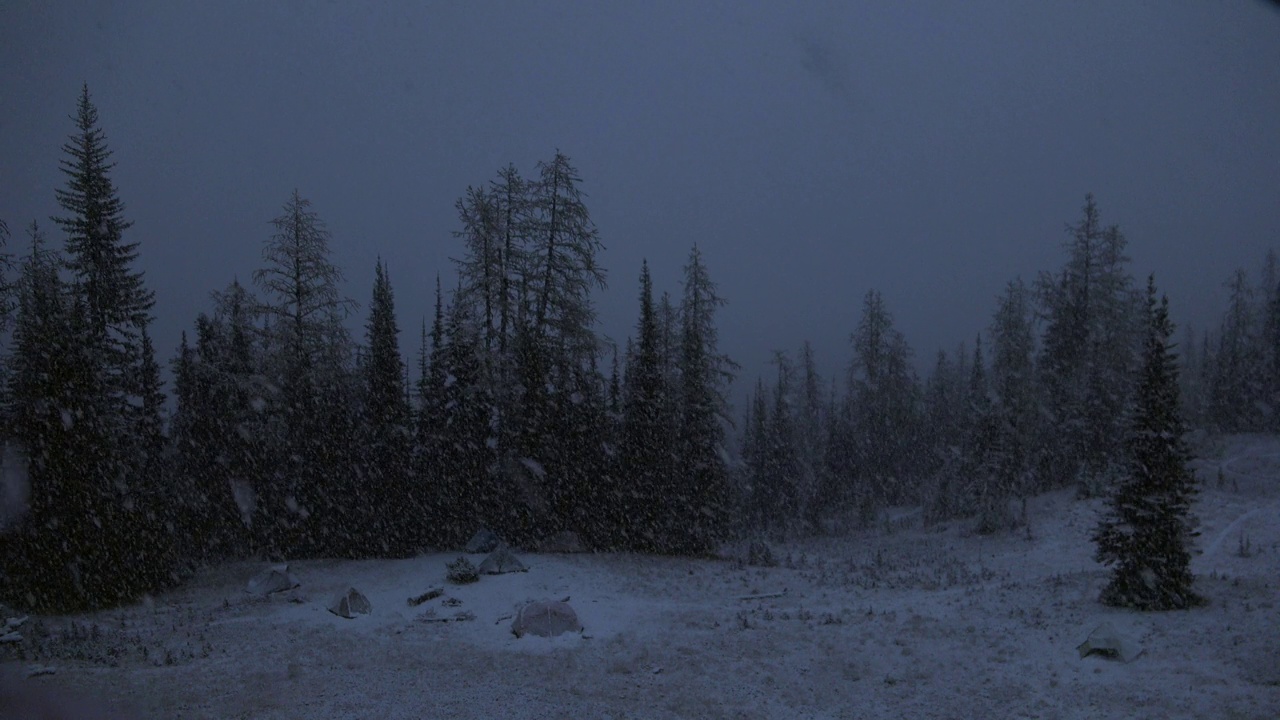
[1,85,1270,619]
[5,6,1280,717]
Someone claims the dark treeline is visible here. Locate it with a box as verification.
[0,87,738,612]
[739,191,1280,542]
[0,87,1246,613]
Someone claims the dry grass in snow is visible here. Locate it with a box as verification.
[3,436,1279,719]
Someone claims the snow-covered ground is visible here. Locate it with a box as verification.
[3,437,1278,720]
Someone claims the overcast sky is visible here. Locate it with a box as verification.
[3,1,1279,403]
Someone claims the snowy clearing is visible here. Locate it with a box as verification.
[3,438,1279,720]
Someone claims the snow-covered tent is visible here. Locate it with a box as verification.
[245,564,299,596]
[466,528,502,554]
[511,600,582,638]
[479,547,528,575]
[328,587,372,619]
[1077,622,1143,663]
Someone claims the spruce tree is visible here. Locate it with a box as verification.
[0,218,15,335]
[920,348,968,523]
[618,261,666,550]
[3,224,83,609]
[54,85,155,351]
[763,353,801,536]
[1093,277,1200,611]
[744,378,771,531]
[847,290,918,516]
[793,341,825,532]
[1209,269,1261,432]
[437,291,492,544]
[988,279,1038,530]
[13,85,172,609]
[360,260,413,555]
[674,245,736,552]
[965,336,1007,532]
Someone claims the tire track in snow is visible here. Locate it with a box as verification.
[1203,506,1268,559]
[1202,450,1280,560]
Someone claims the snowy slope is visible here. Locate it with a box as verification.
[2,437,1278,720]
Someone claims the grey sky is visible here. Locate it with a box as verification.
[3,1,1279,400]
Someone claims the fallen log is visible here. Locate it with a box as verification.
[735,588,788,601]
[408,588,444,607]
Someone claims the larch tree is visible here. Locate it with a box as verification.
[253,190,357,557]
[1036,195,1140,496]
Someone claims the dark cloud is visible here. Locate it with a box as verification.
[1,1,1278,401]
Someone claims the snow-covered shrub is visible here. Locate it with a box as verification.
[446,557,479,584]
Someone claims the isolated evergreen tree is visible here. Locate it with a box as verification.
[1094,277,1200,611]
